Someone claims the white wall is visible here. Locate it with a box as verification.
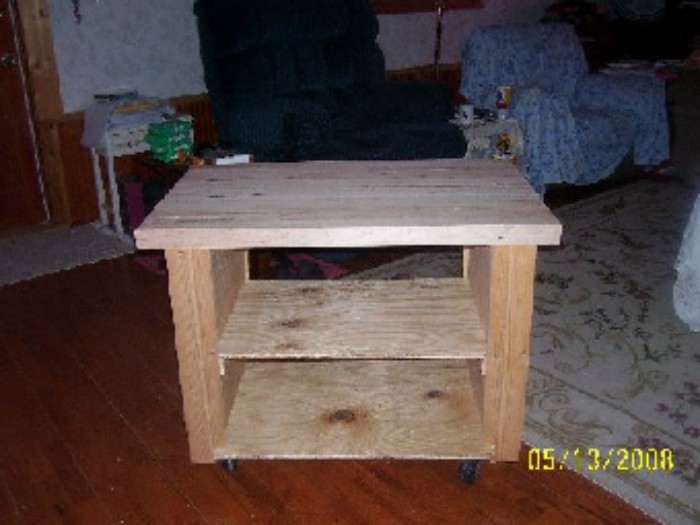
[46,0,205,113]
[378,0,553,69]
[47,0,550,113]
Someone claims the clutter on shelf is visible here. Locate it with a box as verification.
[81,91,188,157]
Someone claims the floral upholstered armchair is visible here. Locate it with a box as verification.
[460,23,669,193]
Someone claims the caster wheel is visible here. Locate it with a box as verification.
[458,459,481,484]
[221,458,238,473]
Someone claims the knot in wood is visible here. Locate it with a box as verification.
[426,389,445,399]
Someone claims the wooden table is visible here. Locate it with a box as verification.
[452,117,524,162]
[135,159,561,476]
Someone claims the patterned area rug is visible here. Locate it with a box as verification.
[351,180,699,525]
[0,223,135,287]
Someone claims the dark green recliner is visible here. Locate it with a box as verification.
[194,0,466,161]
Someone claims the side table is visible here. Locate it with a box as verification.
[90,123,150,236]
[135,160,561,480]
[452,117,524,162]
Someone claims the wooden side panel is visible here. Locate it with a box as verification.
[211,250,248,335]
[467,246,492,335]
[481,245,537,461]
[461,247,470,279]
[164,249,246,463]
[221,360,245,425]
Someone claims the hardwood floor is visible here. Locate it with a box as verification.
[0,255,659,524]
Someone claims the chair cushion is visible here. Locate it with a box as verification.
[324,40,385,90]
[219,41,339,101]
[311,122,467,161]
[359,82,455,124]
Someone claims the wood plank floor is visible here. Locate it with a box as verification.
[0,255,659,524]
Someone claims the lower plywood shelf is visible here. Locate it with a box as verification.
[215,359,492,460]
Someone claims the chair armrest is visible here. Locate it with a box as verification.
[574,74,669,165]
[359,81,455,124]
[511,86,585,191]
[574,74,659,112]
[222,98,331,161]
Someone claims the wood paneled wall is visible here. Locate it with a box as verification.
[40,95,218,226]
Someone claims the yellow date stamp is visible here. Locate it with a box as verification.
[528,447,674,472]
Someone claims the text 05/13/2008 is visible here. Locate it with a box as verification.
[527,447,674,472]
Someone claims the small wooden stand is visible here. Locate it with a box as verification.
[135,160,561,469]
[90,123,150,236]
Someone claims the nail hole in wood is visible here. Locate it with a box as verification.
[327,409,357,423]
[280,318,305,329]
[276,341,301,351]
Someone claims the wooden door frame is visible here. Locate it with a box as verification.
[13,0,62,119]
[13,0,70,224]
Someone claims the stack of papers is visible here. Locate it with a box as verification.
[81,93,175,150]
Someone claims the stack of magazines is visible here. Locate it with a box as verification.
[81,91,175,150]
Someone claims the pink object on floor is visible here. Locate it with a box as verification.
[126,182,146,229]
[126,182,168,276]
[135,253,167,276]
[287,253,349,279]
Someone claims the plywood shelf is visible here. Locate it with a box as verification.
[217,278,487,361]
[215,360,491,460]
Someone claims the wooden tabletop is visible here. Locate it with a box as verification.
[135,159,561,250]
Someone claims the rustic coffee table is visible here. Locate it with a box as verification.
[135,159,561,481]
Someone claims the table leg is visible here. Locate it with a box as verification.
[165,249,248,463]
[471,245,537,462]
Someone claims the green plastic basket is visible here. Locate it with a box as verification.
[146,116,193,162]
